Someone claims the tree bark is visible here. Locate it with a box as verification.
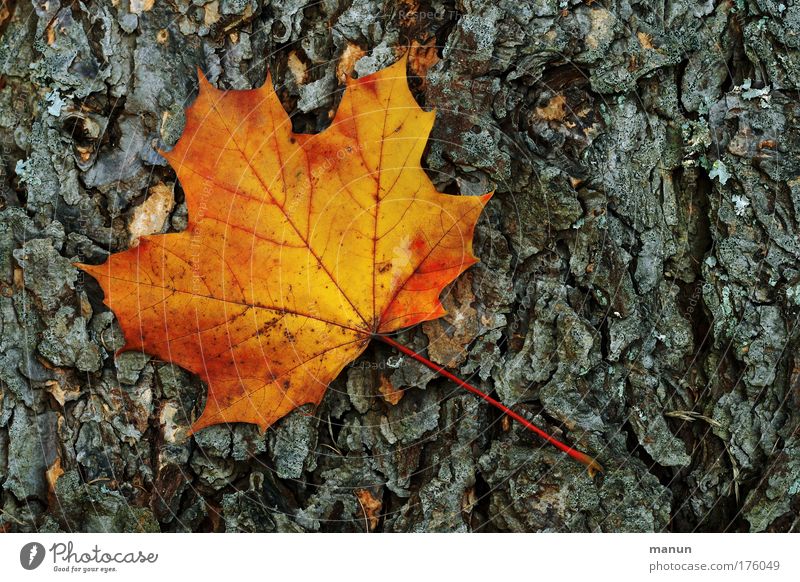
[1,0,798,532]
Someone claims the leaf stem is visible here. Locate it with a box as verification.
[375,334,603,476]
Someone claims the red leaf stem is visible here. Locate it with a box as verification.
[375,334,604,476]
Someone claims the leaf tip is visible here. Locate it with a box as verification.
[258,69,274,96]
[187,415,212,436]
[112,345,130,359]
[196,67,215,94]
[396,49,411,69]
[74,260,105,280]
[367,50,409,84]
[156,146,172,163]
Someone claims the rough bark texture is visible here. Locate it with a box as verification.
[1,0,799,533]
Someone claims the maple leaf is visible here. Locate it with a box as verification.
[77,55,601,474]
[79,56,490,433]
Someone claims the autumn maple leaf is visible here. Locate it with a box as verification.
[78,55,601,473]
[79,55,487,430]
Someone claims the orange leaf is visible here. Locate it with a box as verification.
[78,55,491,434]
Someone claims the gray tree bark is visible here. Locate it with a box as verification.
[1,0,799,532]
